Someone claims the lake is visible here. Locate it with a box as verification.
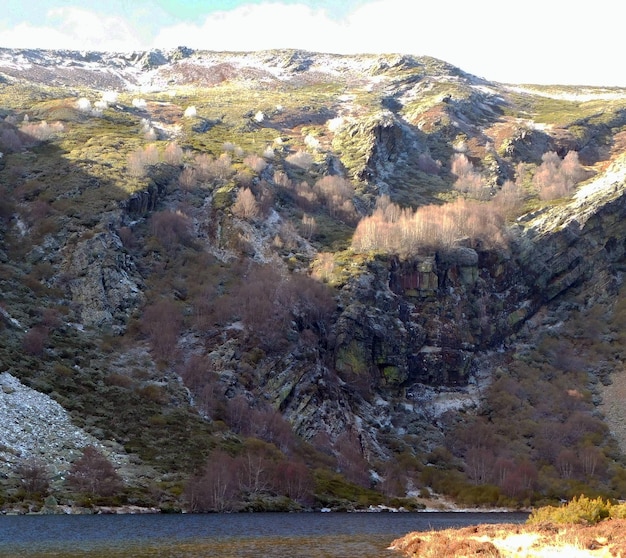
[0,511,529,557]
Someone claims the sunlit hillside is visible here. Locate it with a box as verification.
[2,47,626,513]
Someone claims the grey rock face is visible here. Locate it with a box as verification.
[65,229,143,330]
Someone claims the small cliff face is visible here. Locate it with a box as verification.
[332,156,626,391]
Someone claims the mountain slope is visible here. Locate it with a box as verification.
[2,47,626,511]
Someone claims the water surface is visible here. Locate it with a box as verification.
[0,511,528,557]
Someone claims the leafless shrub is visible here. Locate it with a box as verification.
[178,166,198,190]
[273,460,314,503]
[127,144,160,177]
[534,150,587,200]
[185,450,239,512]
[273,170,291,189]
[0,127,23,151]
[118,226,136,249]
[491,179,525,218]
[451,153,488,199]
[301,214,317,239]
[232,188,259,220]
[16,457,49,495]
[193,152,234,182]
[20,120,64,144]
[253,180,275,216]
[140,299,182,361]
[243,154,267,173]
[67,446,122,497]
[149,210,193,250]
[22,326,48,356]
[40,307,62,329]
[163,142,184,165]
[294,181,318,210]
[313,175,357,221]
[286,150,314,170]
[417,152,442,175]
[335,431,370,487]
[352,196,506,254]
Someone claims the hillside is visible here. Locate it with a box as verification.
[2,47,626,512]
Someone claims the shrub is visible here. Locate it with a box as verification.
[149,210,193,250]
[533,150,587,200]
[193,152,234,182]
[351,195,506,254]
[127,144,160,177]
[16,457,50,496]
[286,150,314,170]
[163,142,183,165]
[21,326,48,356]
[417,152,442,175]
[231,188,259,220]
[243,154,267,173]
[185,450,239,512]
[67,446,123,498]
[527,495,612,525]
[313,175,356,222]
[140,298,182,361]
[451,153,487,199]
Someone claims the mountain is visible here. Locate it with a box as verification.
[2,47,626,512]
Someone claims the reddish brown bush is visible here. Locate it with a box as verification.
[273,460,314,503]
[417,152,442,175]
[313,175,356,221]
[335,431,370,487]
[21,326,48,356]
[67,446,122,497]
[17,457,50,495]
[127,144,160,177]
[451,153,488,199]
[186,450,239,512]
[149,210,193,250]
[140,299,182,361]
[193,152,234,182]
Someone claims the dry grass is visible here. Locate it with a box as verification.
[389,519,626,557]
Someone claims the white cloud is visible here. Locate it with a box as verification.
[0,7,144,51]
[0,1,623,86]
[153,3,344,52]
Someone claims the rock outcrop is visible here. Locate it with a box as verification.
[332,155,626,390]
[64,228,143,330]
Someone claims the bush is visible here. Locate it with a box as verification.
[67,446,123,498]
[527,495,612,525]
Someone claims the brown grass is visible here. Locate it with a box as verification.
[389,519,626,557]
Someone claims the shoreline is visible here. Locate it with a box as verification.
[390,519,626,557]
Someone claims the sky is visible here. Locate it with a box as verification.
[0,0,624,87]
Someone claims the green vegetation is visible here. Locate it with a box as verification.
[528,495,626,525]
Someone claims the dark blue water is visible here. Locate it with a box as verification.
[0,511,528,557]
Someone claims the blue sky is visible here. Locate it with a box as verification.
[1,0,623,87]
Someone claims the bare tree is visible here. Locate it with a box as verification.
[186,450,239,512]
[67,446,122,497]
[232,188,259,220]
[16,457,49,496]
